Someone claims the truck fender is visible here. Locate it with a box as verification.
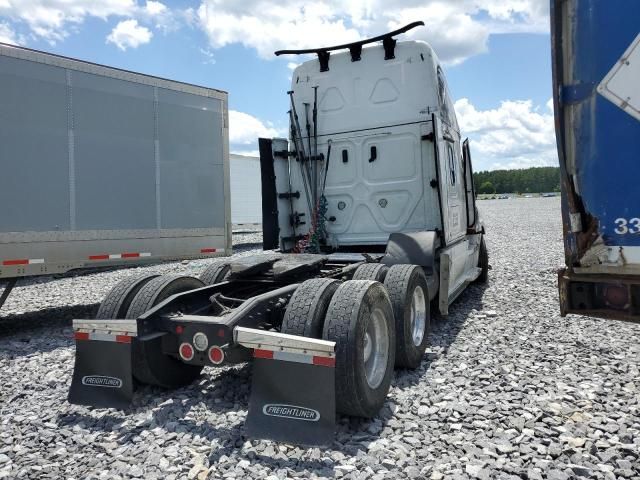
[381,232,440,300]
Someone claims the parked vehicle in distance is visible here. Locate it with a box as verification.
[68,22,489,446]
[0,43,231,311]
[552,0,640,322]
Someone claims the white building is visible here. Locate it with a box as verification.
[230,153,262,225]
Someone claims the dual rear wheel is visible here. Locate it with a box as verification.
[97,260,235,387]
[96,274,206,388]
[281,263,430,417]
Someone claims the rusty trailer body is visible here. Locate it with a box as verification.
[552,0,640,322]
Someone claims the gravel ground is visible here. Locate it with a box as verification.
[1,198,639,480]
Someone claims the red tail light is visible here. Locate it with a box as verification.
[208,346,224,365]
[179,343,194,361]
[603,284,629,309]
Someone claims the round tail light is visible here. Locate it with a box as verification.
[179,342,194,361]
[208,346,224,365]
[192,332,209,351]
[603,284,629,309]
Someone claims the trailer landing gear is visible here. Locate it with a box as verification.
[0,278,17,312]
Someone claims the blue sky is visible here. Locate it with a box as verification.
[0,0,557,171]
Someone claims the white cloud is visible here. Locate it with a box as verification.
[455,97,557,171]
[199,47,216,65]
[196,0,549,65]
[229,110,280,147]
[0,1,549,64]
[107,19,152,51]
[0,21,18,44]
[477,0,549,33]
[197,3,361,60]
[140,1,178,33]
[0,0,136,43]
[0,0,173,44]
[145,1,166,16]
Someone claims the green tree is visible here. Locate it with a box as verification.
[473,167,560,194]
[479,181,496,194]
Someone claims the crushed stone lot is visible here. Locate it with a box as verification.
[1,198,639,480]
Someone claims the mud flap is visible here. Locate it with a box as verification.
[68,326,135,409]
[246,355,335,446]
[68,339,133,409]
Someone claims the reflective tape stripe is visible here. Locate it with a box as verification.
[89,253,152,260]
[253,348,335,367]
[2,260,28,266]
[201,248,217,253]
[2,258,45,266]
[313,356,336,367]
[74,331,133,343]
[274,350,314,364]
[74,331,90,341]
[254,349,274,359]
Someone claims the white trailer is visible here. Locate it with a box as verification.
[0,43,231,309]
[229,153,262,225]
[68,22,488,446]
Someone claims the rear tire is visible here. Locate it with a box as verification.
[384,265,430,369]
[126,275,205,388]
[476,236,489,283]
[352,263,388,282]
[281,278,340,338]
[95,274,159,320]
[323,280,395,418]
[200,262,231,285]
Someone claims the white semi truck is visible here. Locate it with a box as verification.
[68,22,488,446]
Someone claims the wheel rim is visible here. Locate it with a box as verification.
[410,286,427,347]
[363,306,390,389]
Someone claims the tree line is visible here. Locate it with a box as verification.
[473,167,560,194]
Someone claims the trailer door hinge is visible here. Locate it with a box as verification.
[279,191,301,200]
[421,132,434,141]
[274,150,295,159]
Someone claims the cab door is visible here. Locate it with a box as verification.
[462,139,478,229]
[437,123,466,244]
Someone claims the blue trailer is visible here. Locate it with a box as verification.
[552,0,640,321]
